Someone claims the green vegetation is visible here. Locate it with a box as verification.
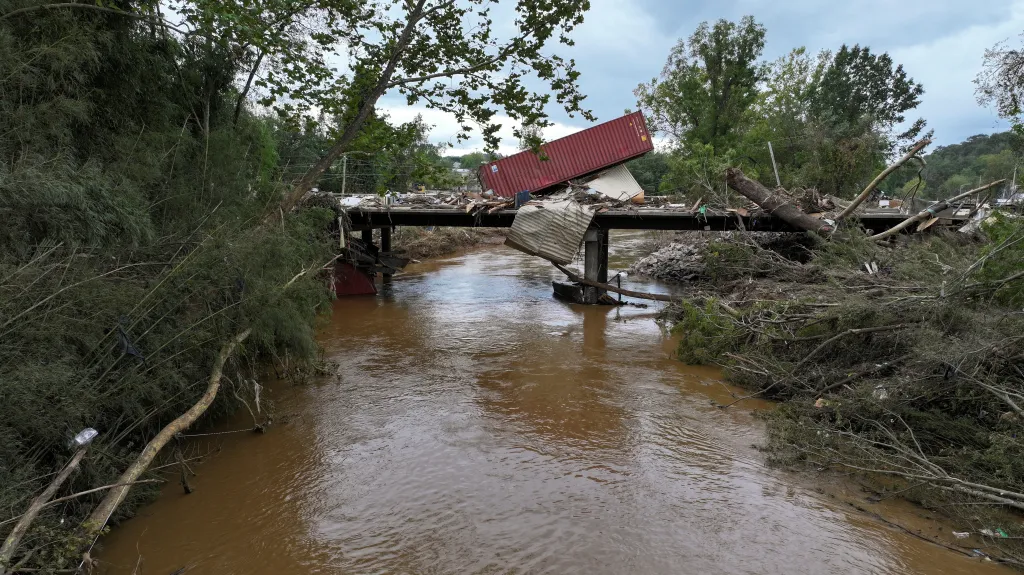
[891,132,1022,199]
[660,225,1024,563]
[633,17,1017,201]
[0,0,591,570]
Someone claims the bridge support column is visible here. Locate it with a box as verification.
[583,228,609,304]
[380,227,392,282]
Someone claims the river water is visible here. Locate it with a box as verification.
[98,232,1009,575]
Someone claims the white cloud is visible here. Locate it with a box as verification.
[376,0,1021,155]
[376,102,586,156]
[890,0,1024,145]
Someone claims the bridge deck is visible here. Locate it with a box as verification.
[347,207,931,234]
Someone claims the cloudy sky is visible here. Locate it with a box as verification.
[377,0,1024,156]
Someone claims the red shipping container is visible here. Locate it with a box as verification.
[478,112,653,198]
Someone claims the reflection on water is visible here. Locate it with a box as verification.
[98,232,1007,575]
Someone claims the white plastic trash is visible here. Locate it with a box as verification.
[73,428,99,447]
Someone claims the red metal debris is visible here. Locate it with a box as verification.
[332,262,376,296]
[478,112,653,198]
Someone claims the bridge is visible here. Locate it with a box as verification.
[346,206,914,233]
[345,205,966,304]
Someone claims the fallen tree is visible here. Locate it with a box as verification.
[868,179,1005,240]
[724,168,835,236]
[651,218,1024,564]
[838,138,932,220]
[80,329,251,541]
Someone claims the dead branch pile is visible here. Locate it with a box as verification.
[657,219,1024,564]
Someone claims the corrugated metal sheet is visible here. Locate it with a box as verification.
[504,198,595,265]
[584,164,644,202]
[479,112,654,198]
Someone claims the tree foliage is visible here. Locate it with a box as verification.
[182,0,594,207]
[635,18,929,200]
[977,33,1024,126]
[890,131,1021,199]
[809,44,925,143]
[635,16,766,150]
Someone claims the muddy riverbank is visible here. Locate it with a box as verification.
[97,232,1011,574]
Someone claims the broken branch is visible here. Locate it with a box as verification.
[794,325,909,373]
[838,138,931,221]
[0,448,88,575]
[868,180,1006,241]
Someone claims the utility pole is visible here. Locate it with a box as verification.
[768,141,781,188]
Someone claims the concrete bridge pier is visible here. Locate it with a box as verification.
[583,228,610,304]
[358,227,394,281]
[380,227,392,282]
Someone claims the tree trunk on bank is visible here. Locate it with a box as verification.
[0,448,89,575]
[81,329,251,537]
[724,168,834,236]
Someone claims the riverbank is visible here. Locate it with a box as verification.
[392,226,507,260]
[629,220,1024,566]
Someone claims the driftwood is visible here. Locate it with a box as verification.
[553,263,678,302]
[0,448,89,575]
[838,138,931,221]
[725,168,834,236]
[81,329,251,537]
[550,263,740,317]
[868,179,1006,241]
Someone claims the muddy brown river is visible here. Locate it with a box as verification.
[98,232,1011,574]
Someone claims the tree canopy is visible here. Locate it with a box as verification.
[180,0,594,208]
[635,16,931,200]
[635,16,766,151]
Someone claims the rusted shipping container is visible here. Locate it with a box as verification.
[478,112,653,198]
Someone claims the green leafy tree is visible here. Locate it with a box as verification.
[809,44,926,145]
[626,152,671,194]
[456,151,495,170]
[937,174,973,199]
[977,34,1024,128]
[635,16,766,150]
[192,0,595,208]
[738,47,827,187]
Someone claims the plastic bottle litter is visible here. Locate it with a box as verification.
[72,428,99,447]
[953,531,970,539]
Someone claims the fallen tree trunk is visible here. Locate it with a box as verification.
[868,179,1006,241]
[81,329,251,537]
[550,262,740,317]
[838,138,931,221]
[0,448,88,575]
[553,263,678,302]
[724,168,834,236]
